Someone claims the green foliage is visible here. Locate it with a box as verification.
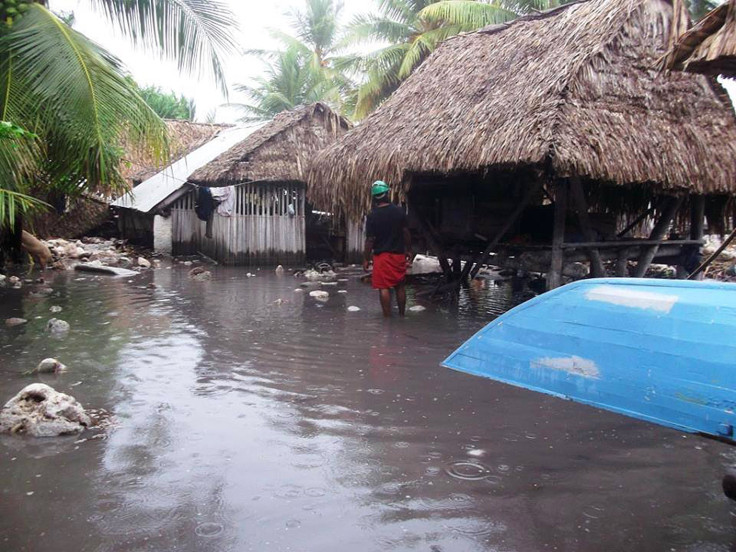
[349,1,535,119]
[686,0,720,21]
[137,85,196,120]
[87,0,237,94]
[233,0,355,122]
[0,0,236,229]
[0,0,34,30]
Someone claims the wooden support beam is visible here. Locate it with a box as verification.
[468,182,542,279]
[617,202,658,238]
[410,208,451,276]
[548,181,568,290]
[688,226,736,280]
[569,177,606,277]
[690,195,706,281]
[560,239,702,249]
[615,247,631,277]
[631,196,683,278]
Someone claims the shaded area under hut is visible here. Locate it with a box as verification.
[308,0,736,290]
[661,0,736,77]
[176,102,354,265]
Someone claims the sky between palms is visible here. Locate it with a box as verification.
[51,0,734,123]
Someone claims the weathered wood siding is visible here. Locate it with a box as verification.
[346,219,365,264]
[171,183,306,265]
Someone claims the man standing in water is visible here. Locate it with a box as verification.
[363,181,412,317]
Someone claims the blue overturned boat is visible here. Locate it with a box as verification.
[444,278,736,444]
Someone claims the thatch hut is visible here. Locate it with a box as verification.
[112,120,228,248]
[169,102,353,265]
[308,0,736,288]
[661,0,736,77]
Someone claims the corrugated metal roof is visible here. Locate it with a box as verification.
[112,125,264,213]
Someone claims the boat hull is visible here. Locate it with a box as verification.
[443,278,736,443]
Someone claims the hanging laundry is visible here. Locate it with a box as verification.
[195,187,215,239]
[210,186,235,217]
[195,187,214,221]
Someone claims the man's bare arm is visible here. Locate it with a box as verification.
[363,238,374,271]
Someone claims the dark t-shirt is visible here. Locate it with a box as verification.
[366,204,407,255]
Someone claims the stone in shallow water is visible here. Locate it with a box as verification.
[5,318,27,327]
[0,383,90,437]
[309,290,329,302]
[189,267,212,281]
[46,318,70,335]
[75,262,138,277]
[30,358,67,375]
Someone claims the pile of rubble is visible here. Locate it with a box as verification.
[42,237,157,272]
[700,236,736,282]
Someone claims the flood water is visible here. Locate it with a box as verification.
[1,266,735,552]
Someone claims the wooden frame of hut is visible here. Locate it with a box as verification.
[661,0,736,77]
[180,102,353,265]
[308,0,736,289]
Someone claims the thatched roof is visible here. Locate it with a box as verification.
[121,120,227,185]
[188,103,351,187]
[308,0,736,222]
[661,0,736,77]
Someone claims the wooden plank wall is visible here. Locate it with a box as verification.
[346,219,365,264]
[171,183,306,265]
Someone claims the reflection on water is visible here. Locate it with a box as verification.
[1,267,735,552]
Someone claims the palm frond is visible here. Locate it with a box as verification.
[419,1,519,29]
[344,14,413,45]
[1,4,167,195]
[0,189,47,229]
[86,0,237,94]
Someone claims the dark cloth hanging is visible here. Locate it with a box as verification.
[195,187,215,222]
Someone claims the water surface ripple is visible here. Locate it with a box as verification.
[1,267,735,551]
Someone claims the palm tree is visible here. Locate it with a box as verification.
[0,0,236,228]
[348,0,522,118]
[234,46,342,122]
[354,0,629,118]
[233,0,356,122]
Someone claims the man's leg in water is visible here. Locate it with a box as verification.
[379,288,392,317]
[396,280,406,316]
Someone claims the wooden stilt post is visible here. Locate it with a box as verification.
[411,208,451,276]
[688,226,736,280]
[617,202,658,238]
[548,180,568,290]
[615,247,631,277]
[689,195,706,281]
[468,181,542,279]
[632,196,683,278]
[569,177,606,277]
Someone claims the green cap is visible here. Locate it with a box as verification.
[371,180,390,196]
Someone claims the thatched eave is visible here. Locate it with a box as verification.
[308,0,736,223]
[661,0,736,77]
[120,120,229,186]
[188,103,351,187]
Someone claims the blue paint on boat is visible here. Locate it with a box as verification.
[443,278,736,443]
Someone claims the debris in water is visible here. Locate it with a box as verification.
[0,383,91,437]
[409,305,426,312]
[27,358,67,375]
[189,267,212,281]
[5,318,27,327]
[49,306,62,313]
[309,290,329,302]
[46,318,70,335]
[347,306,361,312]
